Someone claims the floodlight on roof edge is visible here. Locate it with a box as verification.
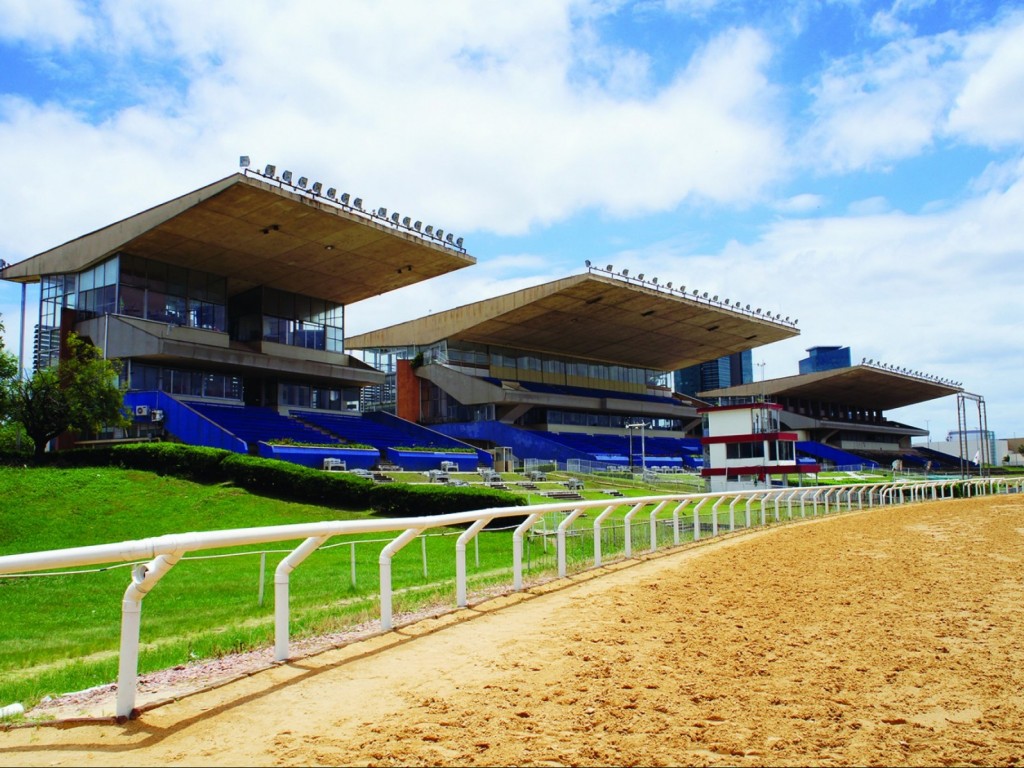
[326,187,337,199]
[282,170,293,184]
[239,155,250,168]
[264,164,276,178]
[297,176,308,189]
[311,181,322,195]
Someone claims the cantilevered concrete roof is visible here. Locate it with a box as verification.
[346,272,799,371]
[0,173,475,305]
[700,365,962,411]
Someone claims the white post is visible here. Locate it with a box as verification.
[350,541,357,587]
[729,496,739,530]
[649,501,669,552]
[692,498,709,540]
[257,551,266,606]
[557,508,586,577]
[275,536,328,661]
[117,553,181,719]
[672,501,688,545]
[421,534,428,578]
[456,519,490,608]
[624,502,645,558]
[378,528,420,631]
[593,504,622,567]
[513,513,543,590]
[710,497,724,537]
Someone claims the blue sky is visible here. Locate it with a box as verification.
[1,0,1022,442]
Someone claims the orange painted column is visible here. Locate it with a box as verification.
[395,359,420,422]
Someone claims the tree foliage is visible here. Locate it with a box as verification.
[4,331,130,460]
[0,315,19,424]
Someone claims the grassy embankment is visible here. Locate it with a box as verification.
[0,465,727,712]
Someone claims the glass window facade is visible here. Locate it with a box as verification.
[128,362,242,400]
[230,287,344,353]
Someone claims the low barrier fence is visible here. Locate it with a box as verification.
[0,476,1020,719]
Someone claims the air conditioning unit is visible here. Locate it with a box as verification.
[150,409,164,423]
[134,405,150,417]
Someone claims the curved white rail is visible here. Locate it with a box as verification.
[1,477,1020,719]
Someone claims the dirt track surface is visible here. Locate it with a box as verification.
[3,496,1024,767]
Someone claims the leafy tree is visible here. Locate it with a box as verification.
[8,332,130,461]
[0,315,19,423]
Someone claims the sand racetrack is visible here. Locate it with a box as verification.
[2,496,1024,767]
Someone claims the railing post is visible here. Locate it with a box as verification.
[649,501,669,553]
[593,504,621,567]
[513,513,543,590]
[672,501,688,545]
[711,497,725,537]
[692,498,709,540]
[557,508,586,577]
[117,552,181,719]
[456,519,491,608]
[379,528,420,631]
[275,535,329,661]
[729,496,739,530]
[624,502,646,558]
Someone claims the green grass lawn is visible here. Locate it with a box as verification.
[0,465,798,714]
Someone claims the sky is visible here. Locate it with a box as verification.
[0,0,1021,444]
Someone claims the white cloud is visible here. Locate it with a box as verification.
[803,32,962,172]
[773,193,824,213]
[802,11,1024,173]
[0,0,788,255]
[0,0,94,47]
[846,196,890,215]
[947,14,1024,146]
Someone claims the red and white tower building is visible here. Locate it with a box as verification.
[699,400,818,492]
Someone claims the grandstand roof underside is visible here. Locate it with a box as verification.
[346,272,798,371]
[700,365,962,411]
[0,174,475,305]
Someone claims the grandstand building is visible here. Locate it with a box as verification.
[700,360,963,470]
[0,167,494,468]
[347,265,800,471]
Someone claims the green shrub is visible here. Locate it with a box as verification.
[28,443,524,517]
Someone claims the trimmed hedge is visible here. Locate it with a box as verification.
[27,443,524,517]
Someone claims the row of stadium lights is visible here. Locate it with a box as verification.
[585,261,798,327]
[860,358,961,387]
[239,157,466,254]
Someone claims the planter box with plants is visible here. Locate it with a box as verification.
[258,440,380,470]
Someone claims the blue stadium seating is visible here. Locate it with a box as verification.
[187,402,343,449]
[796,441,878,469]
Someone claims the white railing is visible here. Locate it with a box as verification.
[1,477,1020,719]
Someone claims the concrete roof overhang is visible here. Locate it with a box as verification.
[0,173,475,305]
[346,272,798,371]
[700,365,962,411]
